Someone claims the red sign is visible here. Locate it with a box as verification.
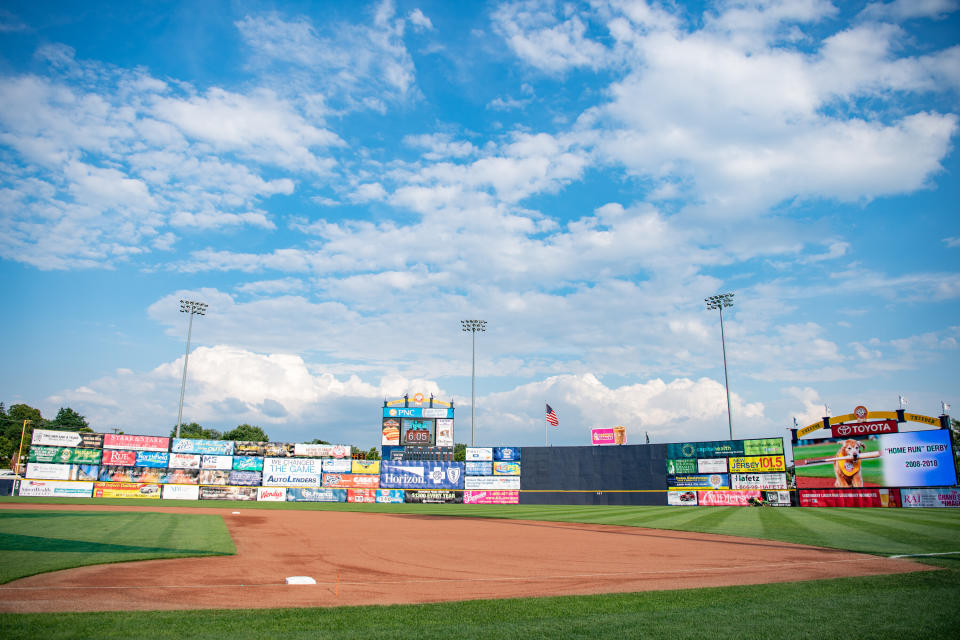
[831,420,898,438]
[696,490,760,506]
[347,489,377,503]
[101,449,137,466]
[102,434,169,452]
[322,473,380,489]
[799,488,901,508]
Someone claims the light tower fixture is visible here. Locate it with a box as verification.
[705,293,734,440]
[176,299,208,439]
[461,319,487,447]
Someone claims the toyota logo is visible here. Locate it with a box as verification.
[837,425,851,436]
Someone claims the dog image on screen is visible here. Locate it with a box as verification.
[833,439,864,487]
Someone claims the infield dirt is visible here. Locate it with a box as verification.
[0,503,934,612]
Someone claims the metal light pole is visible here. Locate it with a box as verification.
[705,293,734,440]
[176,299,208,438]
[461,319,487,447]
[15,419,32,476]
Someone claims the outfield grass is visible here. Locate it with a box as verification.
[0,510,235,583]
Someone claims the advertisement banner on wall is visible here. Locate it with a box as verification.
[28,447,102,465]
[384,407,453,419]
[286,487,346,502]
[799,488,901,507]
[100,450,137,466]
[667,474,731,490]
[697,459,729,473]
[463,490,519,504]
[465,447,493,461]
[170,438,234,455]
[376,489,405,503]
[234,441,266,456]
[94,482,162,499]
[293,443,351,458]
[380,461,464,489]
[263,442,294,457]
[666,440,745,459]
[19,480,94,497]
[465,461,493,476]
[697,490,760,506]
[31,429,103,449]
[161,468,199,484]
[347,488,377,503]
[436,419,454,447]
[794,430,957,488]
[493,447,521,462]
[592,428,616,446]
[728,456,787,473]
[665,459,697,474]
[900,487,960,508]
[135,451,169,469]
[352,460,380,474]
[321,458,352,473]
[667,490,698,506]
[401,419,434,446]
[382,418,401,446]
[102,434,169,452]
[493,461,521,476]
[257,487,287,501]
[232,456,263,471]
[404,490,462,504]
[731,473,789,490]
[201,455,233,470]
[162,484,200,500]
[168,453,201,469]
[831,420,899,438]
[464,476,521,490]
[198,469,231,485]
[26,463,98,481]
[99,466,162,483]
[743,438,785,456]
[262,458,323,487]
[763,490,792,506]
[229,471,262,486]
[199,485,258,501]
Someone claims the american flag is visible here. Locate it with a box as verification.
[545,404,559,427]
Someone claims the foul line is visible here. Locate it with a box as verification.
[888,551,960,559]
[0,556,911,592]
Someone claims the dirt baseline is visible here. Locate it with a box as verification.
[0,504,933,613]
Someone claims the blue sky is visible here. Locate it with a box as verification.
[1,0,958,450]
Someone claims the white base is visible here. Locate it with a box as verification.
[285,576,317,585]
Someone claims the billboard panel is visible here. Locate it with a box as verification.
[465,447,493,461]
[198,469,231,485]
[667,490,698,506]
[99,466,163,483]
[697,458,728,473]
[401,419,434,446]
[28,447,101,465]
[697,490,760,506]
[201,455,233,470]
[743,438,784,456]
[135,451,169,469]
[463,490,519,504]
[232,455,263,471]
[380,461,464,489]
[321,458,352,473]
[666,474,731,490]
[162,484,200,500]
[168,453,201,469]
[352,460,380,474]
[102,434,169,452]
[436,419,454,447]
[31,429,103,449]
[404,490,462,504]
[794,430,957,488]
[234,441,266,456]
[257,487,287,501]
[731,473,789,490]
[464,476,521,490]
[831,420,898,438]
[161,468,199,484]
[376,489,405,503]
[665,440,744,459]
[493,447,521,462]
[347,488,377,503]
[262,458,323,487]
[382,418,401,445]
[383,407,453,419]
[465,461,493,476]
[728,455,786,473]
[900,487,960,508]
[100,450,137,466]
[263,442,294,457]
[286,487,346,502]
[26,463,98,481]
[93,482,162,499]
[665,459,697,474]
[18,480,93,497]
[592,428,616,446]
[763,490,792,506]
[493,461,521,476]
[229,470,262,486]
[199,486,258,501]
[170,438,234,455]
[798,488,901,507]
[293,443,351,458]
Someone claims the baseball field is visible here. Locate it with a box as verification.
[0,497,958,639]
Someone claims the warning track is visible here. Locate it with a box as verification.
[0,504,935,613]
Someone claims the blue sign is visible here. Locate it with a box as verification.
[493,447,521,461]
[286,488,346,502]
[383,407,454,419]
[376,489,405,503]
[135,451,169,468]
[465,461,493,476]
[380,461,464,489]
[171,438,235,455]
[229,470,262,486]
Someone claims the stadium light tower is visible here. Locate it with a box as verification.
[461,319,487,447]
[176,299,208,439]
[705,293,735,440]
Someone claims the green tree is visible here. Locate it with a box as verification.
[1,404,43,469]
[454,443,466,461]
[365,447,381,460]
[222,424,270,442]
[7,404,42,425]
[307,439,330,445]
[170,422,222,439]
[50,407,90,430]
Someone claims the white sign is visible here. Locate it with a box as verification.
[257,487,288,501]
[667,491,698,506]
[293,443,351,458]
[464,476,520,490]
[262,458,323,487]
[465,447,493,461]
[18,480,93,497]
[436,419,454,447]
[168,453,201,469]
[321,458,352,473]
[731,473,789,490]
[697,458,729,473]
[25,462,71,480]
[31,429,83,447]
[162,484,200,500]
[201,455,234,470]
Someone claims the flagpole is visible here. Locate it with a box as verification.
[545,401,548,447]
